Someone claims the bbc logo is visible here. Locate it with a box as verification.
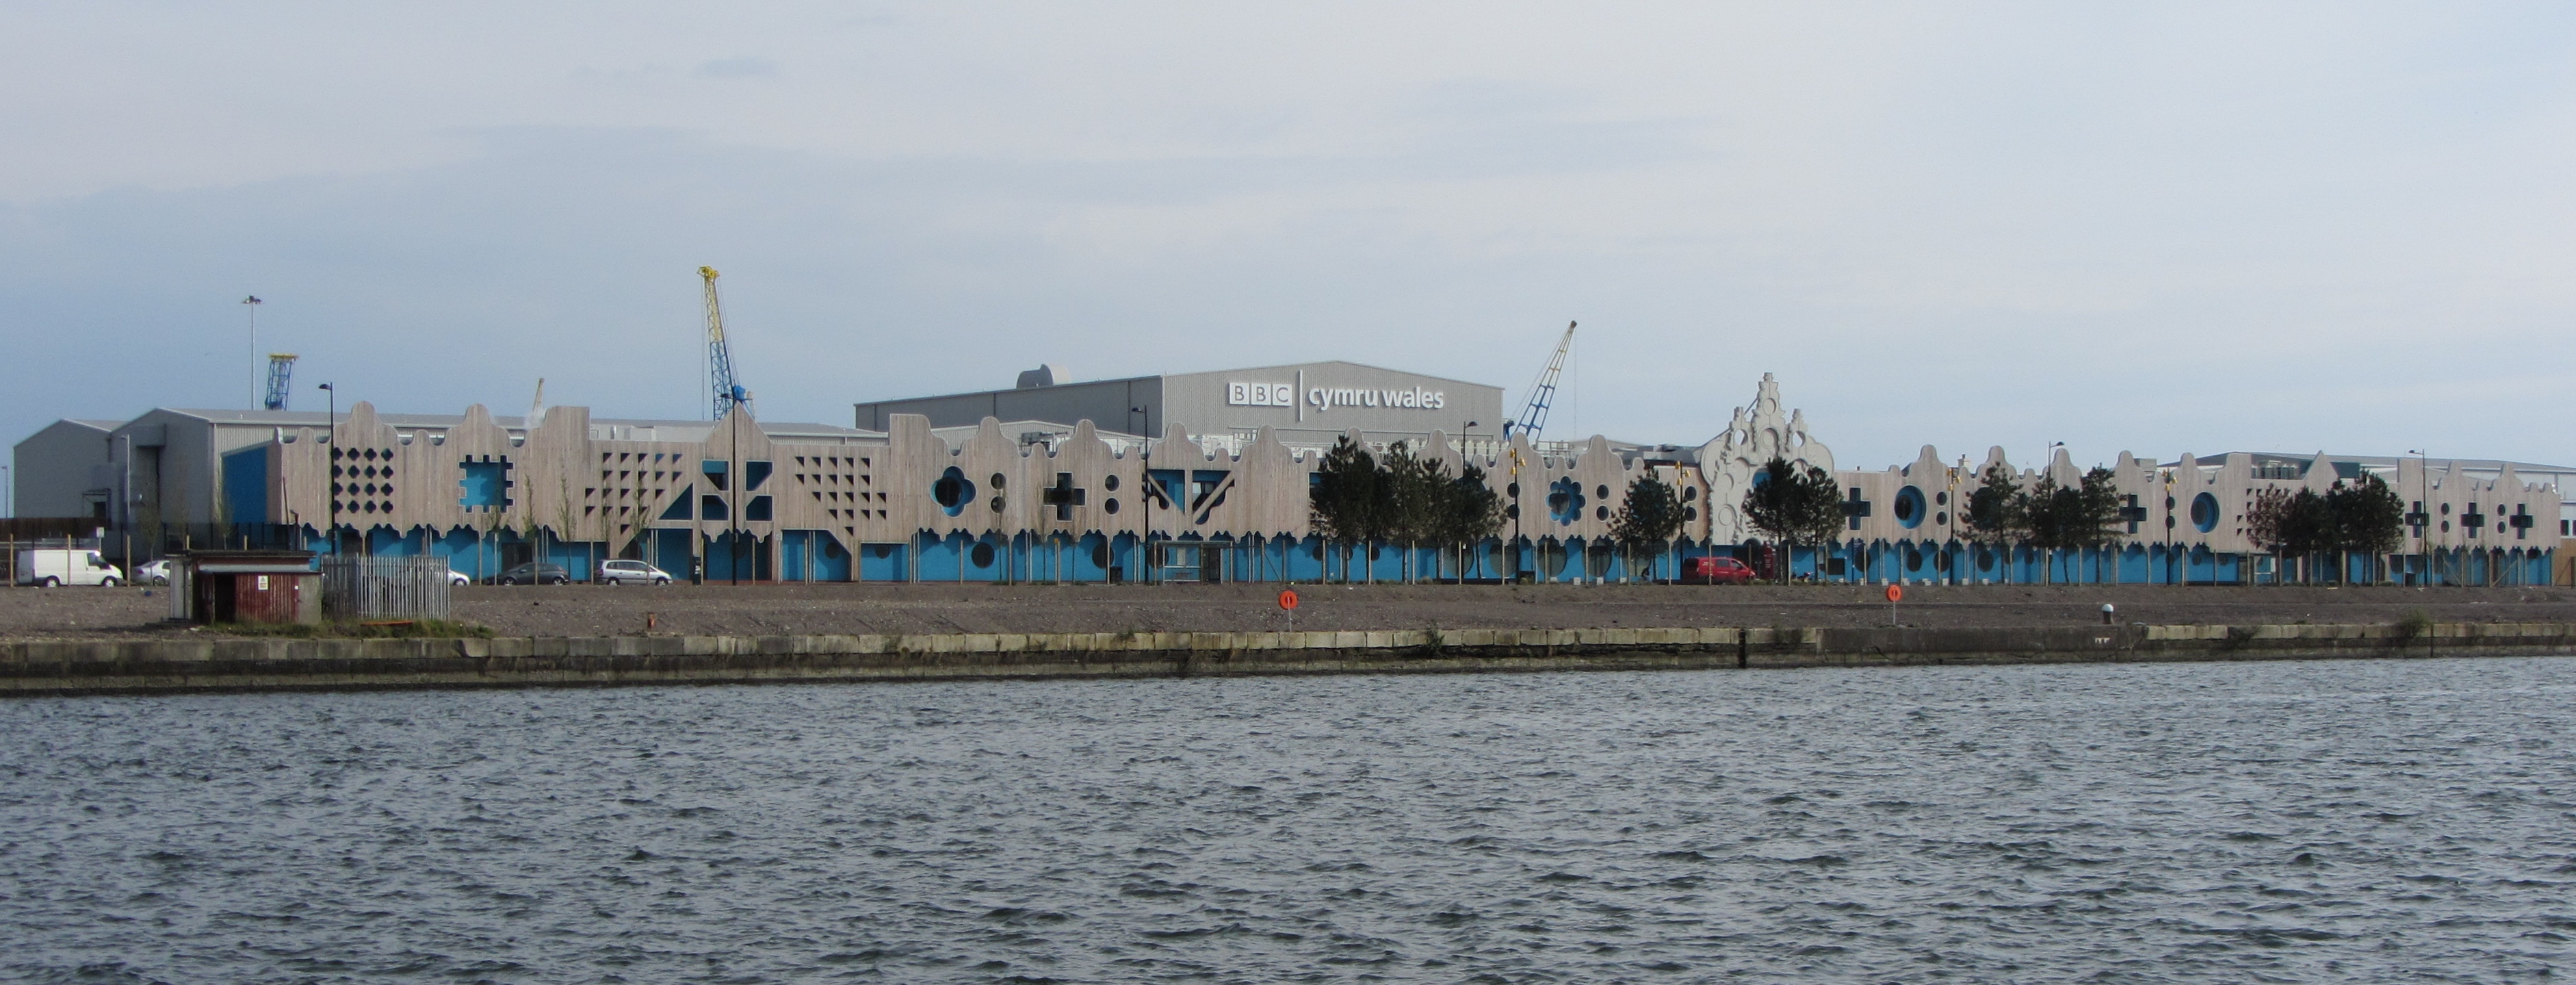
[1227,382,1295,407]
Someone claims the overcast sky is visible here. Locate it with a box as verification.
[6,2,2574,484]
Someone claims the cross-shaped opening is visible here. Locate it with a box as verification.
[1041,472,1087,521]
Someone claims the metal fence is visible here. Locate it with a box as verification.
[320,556,452,620]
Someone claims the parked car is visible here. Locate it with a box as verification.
[446,568,472,587]
[135,559,171,585]
[493,563,571,586]
[1680,556,1756,585]
[14,548,124,587]
[597,559,672,585]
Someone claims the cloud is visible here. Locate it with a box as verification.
[694,56,777,79]
[3,2,2576,475]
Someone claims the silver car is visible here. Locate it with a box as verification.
[597,559,673,585]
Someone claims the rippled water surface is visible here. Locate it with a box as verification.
[5,658,2575,983]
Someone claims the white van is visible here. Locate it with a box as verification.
[16,548,125,587]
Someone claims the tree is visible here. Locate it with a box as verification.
[1961,463,2027,583]
[2019,466,2124,583]
[2245,487,2335,583]
[1611,474,1685,581]
[1380,442,1453,582]
[2330,475,2404,583]
[1436,463,1504,580]
[1309,437,1381,583]
[1741,457,1842,580]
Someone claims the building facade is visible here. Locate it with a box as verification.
[13,369,2565,585]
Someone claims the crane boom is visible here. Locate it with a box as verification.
[700,266,746,419]
[1502,321,1575,443]
[262,353,298,411]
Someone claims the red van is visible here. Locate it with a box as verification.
[1682,556,1756,585]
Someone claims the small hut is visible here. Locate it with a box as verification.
[170,550,320,625]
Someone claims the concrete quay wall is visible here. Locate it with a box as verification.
[3,622,2571,695]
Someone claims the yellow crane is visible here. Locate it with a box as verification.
[701,266,748,419]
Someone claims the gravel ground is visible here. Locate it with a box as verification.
[4,581,2574,641]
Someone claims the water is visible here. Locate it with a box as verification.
[4,658,2573,984]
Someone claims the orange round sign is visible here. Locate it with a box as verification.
[1885,585,1903,602]
[1279,589,1299,611]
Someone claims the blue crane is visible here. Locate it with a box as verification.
[700,266,749,419]
[1502,322,1575,444]
[262,353,297,411]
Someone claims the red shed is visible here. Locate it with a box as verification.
[172,551,321,626]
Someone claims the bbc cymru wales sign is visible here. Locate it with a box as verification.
[1228,381,1447,413]
[1227,382,1296,407]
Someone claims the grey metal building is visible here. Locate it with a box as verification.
[10,419,119,522]
[853,361,1507,457]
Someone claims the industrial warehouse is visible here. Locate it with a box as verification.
[12,361,2571,587]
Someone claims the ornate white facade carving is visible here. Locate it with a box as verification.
[1696,373,1835,544]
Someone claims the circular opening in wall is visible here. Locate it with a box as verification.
[1895,487,1926,528]
[1596,485,1609,500]
[2441,520,2451,532]
[931,468,975,516]
[1935,491,1949,506]
[1935,550,1952,572]
[1905,546,1923,570]
[990,496,1006,513]
[2191,492,2220,533]
[2165,496,2176,509]
[1507,483,1520,498]
[1684,506,1698,521]
[990,473,1006,490]
[1506,504,1521,520]
[1936,511,1949,526]
[1104,474,1119,491]
[1092,543,1110,569]
[2441,502,2451,514]
[1682,487,1698,502]
[970,542,996,568]
[1548,478,1585,524]
[1596,505,1609,521]
[1977,548,1995,570]
[870,544,891,559]
[1104,498,1119,514]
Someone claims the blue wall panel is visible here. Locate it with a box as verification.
[222,446,269,526]
[857,541,907,582]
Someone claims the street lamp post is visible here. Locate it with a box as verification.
[1507,446,1524,583]
[1461,420,1480,579]
[2407,449,2430,585]
[2159,476,2172,586]
[318,383,335,554]
[242,296,262,408]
